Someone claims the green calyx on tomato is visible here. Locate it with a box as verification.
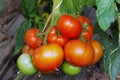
[77,16,94,41]
[47,26,69,47]
[57,14,82,39]
[17,54,37,75]
[62,61,82,76]
[24,28,43,49]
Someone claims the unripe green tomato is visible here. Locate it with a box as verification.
[17,54,37,75]
[62,61,82,76]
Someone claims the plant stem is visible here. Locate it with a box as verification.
[42,0,63,44]
[118,13,120,47]
[14,72,24,80]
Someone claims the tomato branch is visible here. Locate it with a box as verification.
[14,71,24,80]
[42,0,63,44]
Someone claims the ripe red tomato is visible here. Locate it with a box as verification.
[47,26,69,47]
[24,28,43,48]
[64,40,95,67]
[77,16,94,41]
[32,43,64,72]
[89,40,103,64]
[57,14,82,39]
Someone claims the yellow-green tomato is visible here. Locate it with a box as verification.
[17,54,37,75]
[62,61,82,76]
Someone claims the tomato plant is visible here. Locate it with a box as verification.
[77,16,94,41]
[64,40,95,67]
[89,39,103,64]
[47,26,69,47]
[14,0,120,79]
[62,61,82,76]
[24,28,43,49]
[57,14,82,39]
[32,43,64,72]
[17,54,37,75]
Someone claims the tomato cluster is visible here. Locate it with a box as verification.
[17,14,103,76]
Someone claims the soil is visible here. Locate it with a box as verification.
[0,0,119,80]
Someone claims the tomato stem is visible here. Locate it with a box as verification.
[42,0,63,44]
[14,71,24,80]
[42,1,63,33]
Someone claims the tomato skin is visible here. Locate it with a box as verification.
[62,61,82,76]
[89,40,103,64]
[24,28,43,48]
[32,43,64,72]
[77,16,94,41]
[17,54,37,75]
[22,44,34,55]
[64,40,95,67]
[47,26,69,47]
[58,14,82,39]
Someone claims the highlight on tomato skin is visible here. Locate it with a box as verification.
[57,14,82,39]
[64,39,95,67]
[32,43,64,72]
[89,39,103,64]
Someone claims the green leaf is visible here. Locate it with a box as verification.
[50,0,62,26]
[109,47,120,80]
[86,0,96,7]
[60,0,86,15]
[14,20,31,55]
[0,0,2,12]
[96,0,115,31]
[116,0,120,4]
[95,23,119,80]
[20,0,37,19]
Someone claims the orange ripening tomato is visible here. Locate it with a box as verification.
[77,16,94,41]
[32,43,64,72]
[22,44,34,55]
[64,40,95,67]
[24,28,43,49]
[58,14,82,39]
[89,40,103,64]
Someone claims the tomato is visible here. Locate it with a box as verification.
[57,14,82,39]
[47,26,69,47]
[22,44,34,55]
[17,54,37,75]
[62,61,82,76]
[64,40,95,67]
[24,28,43,49]
[89,40,103,64]
[32,43,64,72]
[77,16,94,41]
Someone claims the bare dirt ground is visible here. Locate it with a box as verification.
[0,0,119,80]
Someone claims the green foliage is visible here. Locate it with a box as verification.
[20,0,37,19]
[86,0,96,7]
[95,23,119,80]
[0,0,2,12]
[60,0,85,15]
[116,0,120,4]
[96,0,115,31]
[14,20,31,55]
